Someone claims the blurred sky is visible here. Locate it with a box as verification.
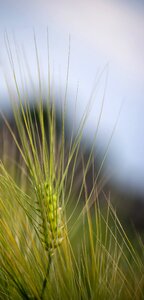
[0,0,144,194]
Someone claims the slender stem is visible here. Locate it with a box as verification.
[40,254,52,299]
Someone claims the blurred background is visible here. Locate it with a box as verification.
[0,0,144,228]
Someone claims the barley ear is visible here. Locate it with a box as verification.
[35,181,64,256]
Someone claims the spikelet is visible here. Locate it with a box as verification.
[36,181,64,255]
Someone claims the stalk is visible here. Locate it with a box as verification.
[40,253,52,299]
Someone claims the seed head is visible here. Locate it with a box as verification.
[37,181,64,255]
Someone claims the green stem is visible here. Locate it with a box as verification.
[40,254,52,299]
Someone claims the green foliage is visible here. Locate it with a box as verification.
[0,35,144,299]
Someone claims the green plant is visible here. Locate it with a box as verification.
[0,34,144,300]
